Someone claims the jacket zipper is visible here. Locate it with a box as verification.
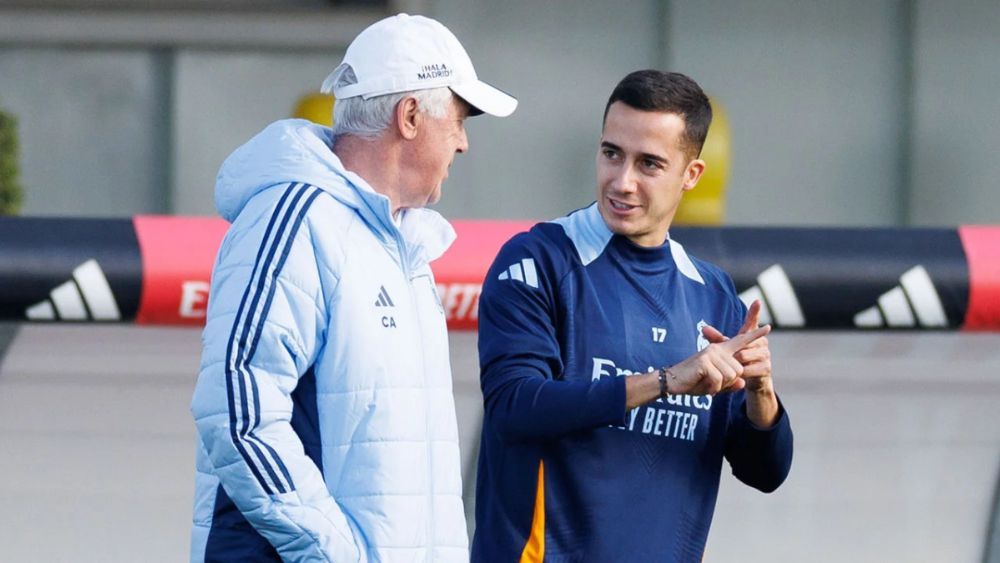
[394,232,436,560]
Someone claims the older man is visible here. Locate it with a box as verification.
[190,14,516,562]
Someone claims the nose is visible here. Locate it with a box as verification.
[611,162,637,194]
[456,125,469,154]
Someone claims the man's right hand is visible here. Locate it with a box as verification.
[666,323,770,396]
[624,323,770,409]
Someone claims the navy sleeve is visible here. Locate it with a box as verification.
[478,233,626,442]
[720,270,793,492]
[724,394,793,492]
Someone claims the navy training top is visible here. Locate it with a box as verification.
[472,203,793,562]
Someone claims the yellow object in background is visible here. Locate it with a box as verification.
[676,97,730,225]
[291,90,726,223]
[292,92,335,126]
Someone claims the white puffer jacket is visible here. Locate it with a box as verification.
[190,119,467,562]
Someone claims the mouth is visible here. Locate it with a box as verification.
[607,197,640,214]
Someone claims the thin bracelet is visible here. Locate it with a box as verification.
[658,367,676,398]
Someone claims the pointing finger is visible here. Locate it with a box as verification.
[723,324,771,354]
[701,324,729,344]
[739,300,761,335]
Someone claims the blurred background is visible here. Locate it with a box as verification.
[0,0,999,562]
[1,0,997,225]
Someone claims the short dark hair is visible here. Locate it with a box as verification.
[603,70,713,159]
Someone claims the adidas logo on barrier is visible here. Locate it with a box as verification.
[853,265,947,328]
[497,258,538,289]
[374,285,395,308]
[737,264,805,327]
[25,259,121,321]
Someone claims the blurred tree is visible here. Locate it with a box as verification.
[0,109,23,215]
[0,109,22,341]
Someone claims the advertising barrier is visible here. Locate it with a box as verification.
[0,216,997,331]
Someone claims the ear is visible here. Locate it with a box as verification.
[395,96,421,141]
[682,158,706,192]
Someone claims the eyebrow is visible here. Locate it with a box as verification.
[600,141,669,167]
[455,98,473,119]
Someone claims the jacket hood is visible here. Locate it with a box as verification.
[215,119,455,263]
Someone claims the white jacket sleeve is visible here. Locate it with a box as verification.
[191,186,361,562]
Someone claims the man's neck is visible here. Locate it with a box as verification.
[332,133,404,215]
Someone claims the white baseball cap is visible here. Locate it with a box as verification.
[321,13,517,117]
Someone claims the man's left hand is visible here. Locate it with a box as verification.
[701,300,779,428]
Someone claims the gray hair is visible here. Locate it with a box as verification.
[332,87,454,138]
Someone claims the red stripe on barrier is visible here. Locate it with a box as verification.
[133,215,228,326]
[130,216,527,330]
[434,221,533,330]
[959,226,1000,331]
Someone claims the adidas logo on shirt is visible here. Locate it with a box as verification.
[497,258,538,289]
[375,285,395,308]
[25,259,122,321]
